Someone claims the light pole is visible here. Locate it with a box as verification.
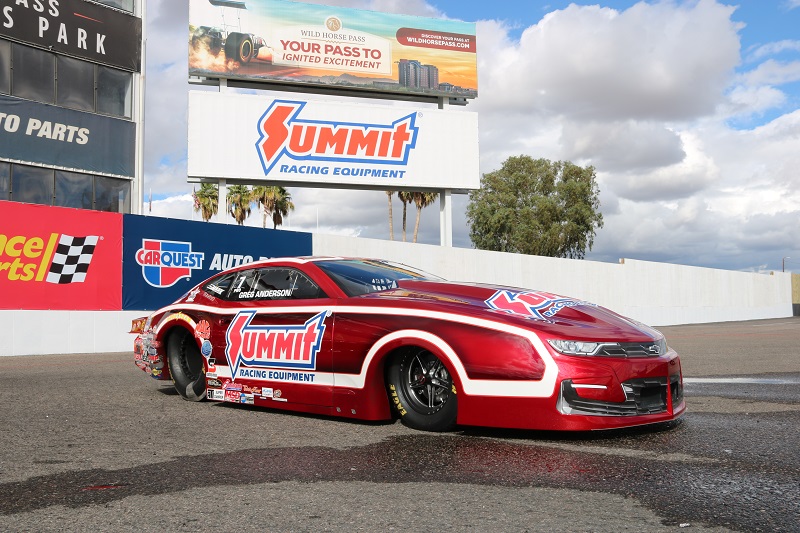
[783,257,790,272]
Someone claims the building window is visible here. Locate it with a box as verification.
[95,0,135,13]
[56,56,95,112]
[55,170,94,209]
[11,165,54,206]
[97,65,132,118]
[0,162,9,200]
[3,163,131,212]
[12,46,55,104]
[2,39,133,119]
[0,40,9,95]
[95,174,131,212]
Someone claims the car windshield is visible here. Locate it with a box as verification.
[315,259,443,297]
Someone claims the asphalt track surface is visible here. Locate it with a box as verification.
[0,318,798,532]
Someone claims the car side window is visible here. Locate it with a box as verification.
[203,273,235,298]
[254,268,327,300]
[225,269,262,301]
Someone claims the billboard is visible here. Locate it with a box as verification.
[187,91,480,190]
[123,214,313,310]
[0,95,136,177]
[0,200,123,310]
[188,0,477,99]
[0,0,142,71]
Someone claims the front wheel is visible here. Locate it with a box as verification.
[386,348,457,432]
[167,329,206,401]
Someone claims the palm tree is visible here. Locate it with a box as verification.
[252,185,277,228]
[252,185,295,229]
[386,190,395,240]
[412,191,439,243]
[270,187,295,229]
[397,191,413,242]
[227,184,252,225]
[192,183,218,221]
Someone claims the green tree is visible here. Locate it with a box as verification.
[227,184,252,225]
[252,185,295,229]
[269,187,295,229]
[192,183,218,222]
[412,191,438,243]
[467,156,603,258]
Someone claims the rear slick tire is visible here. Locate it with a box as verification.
[387,348,457,432]
[167,329,206,401]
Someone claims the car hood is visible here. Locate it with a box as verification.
[358,279,662,342]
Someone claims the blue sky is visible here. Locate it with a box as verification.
[145,0,800,273]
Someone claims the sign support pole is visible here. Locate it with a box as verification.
[438,97,454,247]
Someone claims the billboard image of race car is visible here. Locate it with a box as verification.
[190,0,269,64]
[132,257,685,432]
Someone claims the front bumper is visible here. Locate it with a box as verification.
[559,374,683,416]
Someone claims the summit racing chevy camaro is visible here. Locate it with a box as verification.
[132,257,684,432]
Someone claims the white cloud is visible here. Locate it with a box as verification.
[746,39,800,62]
[478,0,741,121]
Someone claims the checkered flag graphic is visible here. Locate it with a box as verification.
[45,235,100,284]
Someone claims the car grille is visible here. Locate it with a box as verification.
[596,342,662,357]
[670,374,684,407]
[559,377,669,416]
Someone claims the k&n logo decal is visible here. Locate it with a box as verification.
[485,290,593,321]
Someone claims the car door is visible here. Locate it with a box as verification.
[214,265,337,407]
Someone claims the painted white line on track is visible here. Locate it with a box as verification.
[684,377,800,385]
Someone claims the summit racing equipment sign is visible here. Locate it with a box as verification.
[135,239,204,288]
[255,100,418,174]
[188,91,479,190]
[225,310,328,379]
[0,201,122,310]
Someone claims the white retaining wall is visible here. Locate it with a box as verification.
[313,234,793,327]
[1,234,792,356]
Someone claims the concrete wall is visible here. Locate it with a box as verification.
[1,234,792,356]
[313,234,793,327]
[0,310,144,357]
[793,273,800,316]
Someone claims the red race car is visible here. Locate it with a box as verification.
[132,257,684,432]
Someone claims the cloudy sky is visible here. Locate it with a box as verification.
[144,0,800,273]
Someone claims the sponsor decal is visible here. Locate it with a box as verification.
[225,310,329,378]
[208,389,224,401]
[237,369,316,382]
[200,340,213,358]
[240,393,255,405]
[195,320,211,340]
[135,239,204,288]
[255,100,418,175]
[207,378,223,388]
[261,387,274,398]
[485,290,593,321]
[0,232,99,284]
[157,312,197,332]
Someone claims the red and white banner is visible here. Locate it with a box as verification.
[0,201,123,310]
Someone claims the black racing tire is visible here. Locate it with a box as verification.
[386,348,457,432]
[167,328,206,402]
[225,33,253,63]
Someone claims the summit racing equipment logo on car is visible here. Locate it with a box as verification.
[0,232,99,284]
[485,290,592,321]
[255,100,418,174]
[225,310,328,378]
[135,239,204,288]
